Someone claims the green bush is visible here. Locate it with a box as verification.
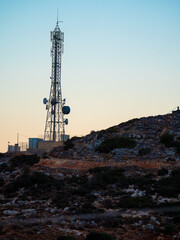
[96,136,136,153]
[97,119,139,139]
[64,136,81,150]
[64,139,74,150]
[97,126,119,139]
[0,153,5,158]
[52,192,68,208]
[160,134,180,153]
[0,163,9,172]
[173,215,180,224]
[15,172,54,188]
[0,224,4,235]
[67,175,88,185]
[86,231,116,240]
[102,217,123,228]
[155,172,180,197]
[3,171,62,195]
[118,196,154,208]
[138,148,151,156]
[174,141,180,153]
[89,166,111,173]
[160,134,174,148]
[127,174,155,191]
[89,166,124,174]
[10,154,40,168]
[57,236,76,240]
[156,185,179,198]
[72,186,91,196]
[163,224,175,235]
[171,167,180,176]
[158,201,180,207]
[118,118,139,128]
[158,168,168,176]
[85,194,97,202]
[105,126,118,134]
[0,177,5,187]
[90,167,125,189]
[77,202,96,214]
[97,130,106,140]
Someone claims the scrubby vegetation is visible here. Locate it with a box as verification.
[118,118,139,129]
[154,167,180,198]
[10,154,40,168]
[96,136,136,153]
[52,192,68,208]
[2,165,179,207]
[1,110,180,240]
[0,163,9,172]
[86,231,116,240]
[3,171,62,199]
[56,232,116,240]
[90,167,125,189]
[0,225,4,235]
[97,126,118,139]
[64,137,82,150]
[175,141,180,153]
[118,196,154,208]
[0,153,5,158]
[138,148,151,156]
[76,201,98,214]
[0,177,4,187]
[173,215,180,224]
[160,134,174,148]
[97,119,139,140]
[158,168,168,176]
[163,224,176,235]
[0,160,180,239]
[160,133,180,153]
[57,236,76,240]
[89,166,125,174]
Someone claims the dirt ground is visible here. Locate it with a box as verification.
[37,157,180,171]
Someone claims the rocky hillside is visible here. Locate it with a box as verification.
[53,110,180,162]
[0,153,180,240]
[0,110,180,240]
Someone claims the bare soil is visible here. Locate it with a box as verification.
[37,157,180,171]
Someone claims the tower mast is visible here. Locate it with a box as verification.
[43,20,70,141]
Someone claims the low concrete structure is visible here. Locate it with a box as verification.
[29,138,43,150]
[8,144,20,152]
[37,141,63,152]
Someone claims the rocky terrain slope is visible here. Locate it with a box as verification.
[51,110,180,162]
[0,153,180,240]
[0,110,180,240]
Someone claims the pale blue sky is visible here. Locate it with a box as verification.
[0,0,180,152]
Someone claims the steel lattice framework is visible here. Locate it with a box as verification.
[44,22,65,141]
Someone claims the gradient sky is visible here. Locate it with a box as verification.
[0,0,180,152]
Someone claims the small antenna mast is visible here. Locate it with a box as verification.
[57,9,63,25]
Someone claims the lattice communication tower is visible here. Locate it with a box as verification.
[43,20,70,141]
